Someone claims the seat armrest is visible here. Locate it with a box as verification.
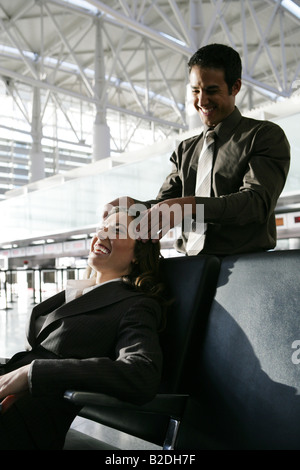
[64,391,188,419]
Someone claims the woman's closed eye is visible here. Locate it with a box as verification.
[96,223,128,239]
[114,224,129,238]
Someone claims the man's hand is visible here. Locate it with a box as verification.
[136,197,195,242]
[102,196,136,219]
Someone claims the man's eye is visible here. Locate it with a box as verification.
[206,88,218,94]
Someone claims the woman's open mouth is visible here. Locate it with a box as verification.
[93,242,111,255]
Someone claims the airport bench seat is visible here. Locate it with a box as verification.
[64,250,300,450]
[176,249,300,450]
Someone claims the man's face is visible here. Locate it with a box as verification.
[189,65,241,127]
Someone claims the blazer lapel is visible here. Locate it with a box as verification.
[27,291,65,346]
[36,281,142,338]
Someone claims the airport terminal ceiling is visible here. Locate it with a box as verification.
[1,0,300,256]
[0,1,300,191]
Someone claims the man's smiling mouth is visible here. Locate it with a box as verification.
[200,106,216,115]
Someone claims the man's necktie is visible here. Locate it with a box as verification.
[186,129,215,255]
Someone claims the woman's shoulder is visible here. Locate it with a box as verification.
[118,281,160,304]
[115,281,166,331]
[105,280,157,305]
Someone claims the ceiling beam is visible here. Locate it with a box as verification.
[84,0,193,55]
[0,64,187,130]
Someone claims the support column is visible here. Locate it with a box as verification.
[29,85,45,183]
[186,0,203,131]
[93,17,110,162]
[189,0,203,50]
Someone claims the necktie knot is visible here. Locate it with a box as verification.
[205,129,215,144]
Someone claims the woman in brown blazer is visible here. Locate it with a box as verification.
[0,207,166,449]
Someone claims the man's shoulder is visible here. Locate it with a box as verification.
[235,113,289,152]
[239,113,284,133]
[178,132,202,150]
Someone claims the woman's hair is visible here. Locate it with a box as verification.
[124,226,164,298]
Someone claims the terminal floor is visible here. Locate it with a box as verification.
[0,286,160,450]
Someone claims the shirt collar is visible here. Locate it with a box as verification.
[203,106,242,141]
[65,277,122,303]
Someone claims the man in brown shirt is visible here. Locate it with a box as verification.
[105,44,290,256]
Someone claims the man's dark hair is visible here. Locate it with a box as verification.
[188,43,242,93]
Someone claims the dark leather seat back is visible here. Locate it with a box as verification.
[158,255,220,393]
[177,250,300,450]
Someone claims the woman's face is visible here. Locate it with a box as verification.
[88,212,136,283]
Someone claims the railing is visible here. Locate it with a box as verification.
[0,267,86,310]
